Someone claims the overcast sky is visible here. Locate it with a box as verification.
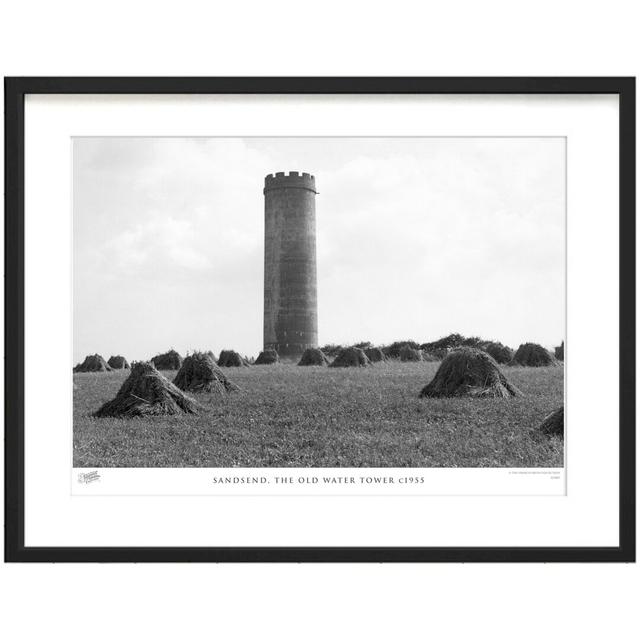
[73,137,565,362]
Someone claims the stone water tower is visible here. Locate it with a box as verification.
[263,171,318,358]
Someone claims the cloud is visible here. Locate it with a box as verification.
[107,218,212,272]
[73,137,565,361]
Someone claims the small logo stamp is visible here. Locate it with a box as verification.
[78,470,101,484]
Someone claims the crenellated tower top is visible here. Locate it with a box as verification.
[264,171,317,194]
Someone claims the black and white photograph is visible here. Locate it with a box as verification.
[72,136,565,471]
[6,75,632,565]
[2,3,638,637]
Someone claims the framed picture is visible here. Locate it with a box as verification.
[4,77,635,562]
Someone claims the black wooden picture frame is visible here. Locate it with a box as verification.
[4,77,635,562]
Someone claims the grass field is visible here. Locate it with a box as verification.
[73,361,564,468]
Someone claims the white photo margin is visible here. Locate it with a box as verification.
[24,94,618,547]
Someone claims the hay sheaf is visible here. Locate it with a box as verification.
[382,341,420,359]
[482,341,514,364]
[420,334,466,352]
[330,347,371,368]
[555,341,564,361]
[107,355,130,370]
[94,361,200,418]
[399,345,423,362]
[218,349,250,367]
[320,344,343,358]
[538,406,564,437]
[151,349,183,370]
[423,347,449,360]
[298,347,330,366]
[419,347,521,399]
[365,347,386,363]
[510,343,557,367]
[255,349,280,365]
[74,354,113,373]
[173,352,240,394]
